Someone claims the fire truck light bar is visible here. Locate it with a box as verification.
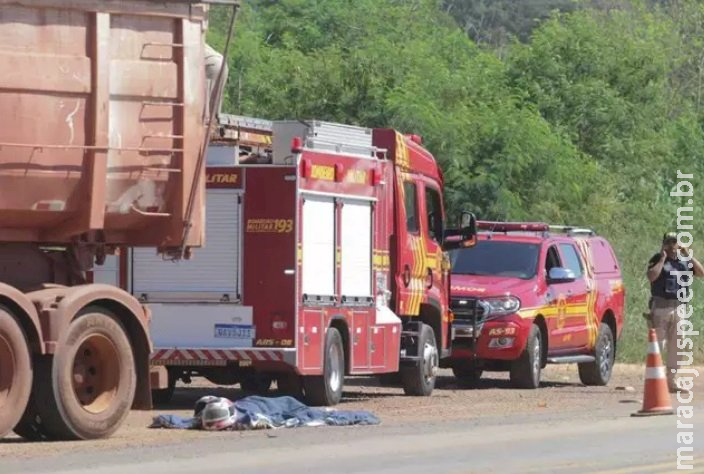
[476,221,549,232]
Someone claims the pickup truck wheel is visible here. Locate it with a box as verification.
[510,324,541,389]
[401,324,438,396]
[452,363,483,388]
[303,327,344,406]
[579,323,615,386]
[0,308,32,438]
[19,308,136,440]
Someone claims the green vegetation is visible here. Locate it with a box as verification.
[208,0,704,363]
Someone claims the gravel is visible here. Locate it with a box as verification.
[1,363,694,459]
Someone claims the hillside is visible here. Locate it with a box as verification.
[207,0,704,362]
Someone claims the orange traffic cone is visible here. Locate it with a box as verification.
[632,328,674,417]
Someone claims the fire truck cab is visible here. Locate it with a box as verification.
[106,116,475,406]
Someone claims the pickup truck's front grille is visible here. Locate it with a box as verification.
[450,297,485,324]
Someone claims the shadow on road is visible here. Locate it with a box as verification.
[436,375,584,390]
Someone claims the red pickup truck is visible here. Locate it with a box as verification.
[445,221,625,388]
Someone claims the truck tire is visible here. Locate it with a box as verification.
[303,327,344,406]
[400,324,438,396]
[578,323,615,386]
[0,307,32,438]
[18,308,136,440]
[510,324,541,389]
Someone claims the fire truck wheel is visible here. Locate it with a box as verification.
[452,363,483,388]
[303,327,344,406]
[0,307,32,439]
[509,324,541,389]
[400,324,438,396]
[578,323,615,386]
[22,308,136,440]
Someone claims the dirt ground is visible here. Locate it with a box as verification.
[1,363,699,459]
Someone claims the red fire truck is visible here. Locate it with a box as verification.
[100,116,476,406]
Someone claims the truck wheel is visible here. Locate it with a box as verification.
[578,323,615,386]
[510,324,541,389]
[152,368,177,406]
[400,324,438,396]
[22,308,136,440]
[0,308,32,438]
[303,327,344,406]
[452,363,483,388]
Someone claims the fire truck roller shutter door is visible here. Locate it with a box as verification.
[131,188,241,302]
[301,196,335,299]
[340,200,372,301]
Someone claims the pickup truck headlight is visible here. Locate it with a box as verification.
[479,296,521,317]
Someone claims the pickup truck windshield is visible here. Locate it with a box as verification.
[449,240,540,280]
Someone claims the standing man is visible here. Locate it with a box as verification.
[647,232,704,392]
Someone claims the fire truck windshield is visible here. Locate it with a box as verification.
[449,241,540,280]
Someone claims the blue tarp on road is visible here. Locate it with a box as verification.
[150,395,380,431]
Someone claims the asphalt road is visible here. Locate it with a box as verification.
[3,400,700,474]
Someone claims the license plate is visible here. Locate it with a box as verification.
[214,324,254,339]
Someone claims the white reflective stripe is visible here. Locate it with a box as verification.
[648,342,661,353]
[162,349,175,359]
[211,350,223,360]
[194,349,207,360]
[253,351,266,361]
[237,350,250,360]
[181,350,193,360]
[646,366,666,379]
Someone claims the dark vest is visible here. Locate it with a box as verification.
[648,253,689,299]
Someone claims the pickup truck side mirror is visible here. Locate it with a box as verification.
[442,211,477,251]
[547,267,576,284]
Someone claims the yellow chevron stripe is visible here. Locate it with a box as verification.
[395,132,410,169]
[518,304,589,319]
[411,237,422,315]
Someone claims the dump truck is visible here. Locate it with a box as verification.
[110,115,477,406]
[0,0,238,440]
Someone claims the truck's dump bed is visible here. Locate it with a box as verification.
[0,0,223,250]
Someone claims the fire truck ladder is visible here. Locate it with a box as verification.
[213,114,274,161]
